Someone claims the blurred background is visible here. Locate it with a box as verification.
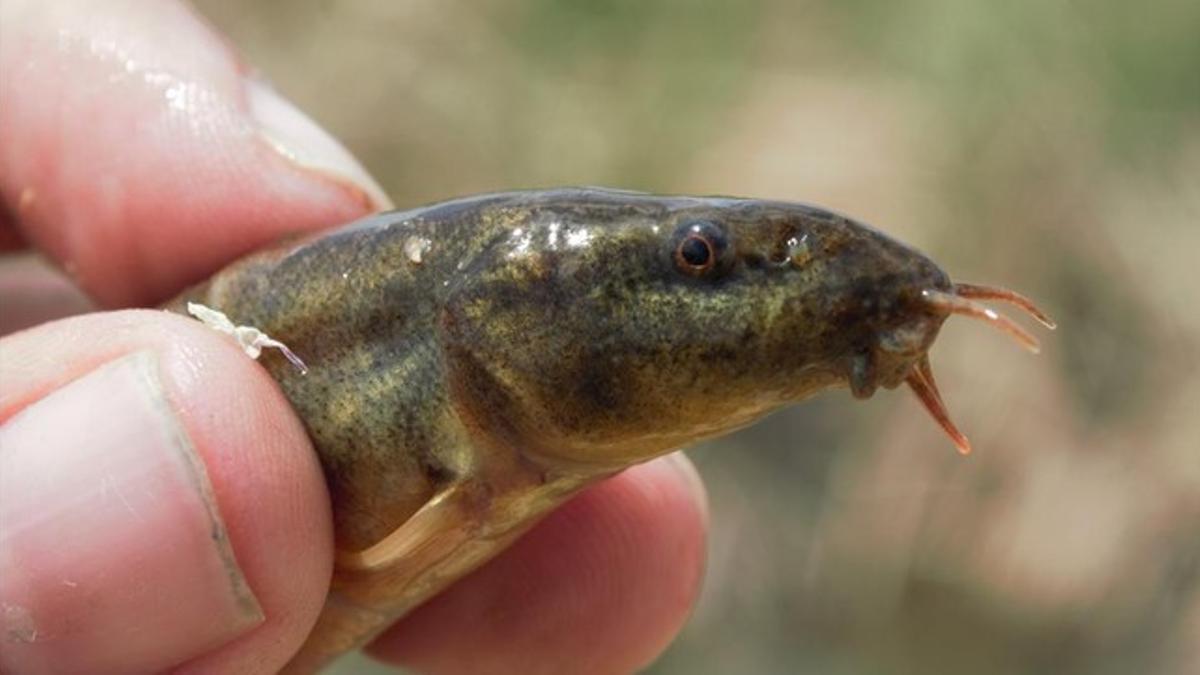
[142,0,1200,672]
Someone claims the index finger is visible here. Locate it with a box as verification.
[0,0,390,308]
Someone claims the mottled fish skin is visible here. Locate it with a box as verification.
[172,187,952,552]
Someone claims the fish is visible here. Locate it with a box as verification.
[171,187,1054,671]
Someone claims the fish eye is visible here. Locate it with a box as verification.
[672,221,727,276]
[679,235,712,267]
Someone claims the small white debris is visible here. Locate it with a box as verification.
[187,302,308,375]
[18,187,36,213]
[404,236,431,264]
[786,234,811,267]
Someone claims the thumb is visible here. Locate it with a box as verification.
[0,311,333,674]
[0,0,390,307]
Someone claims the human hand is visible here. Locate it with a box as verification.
[0,2,708,673]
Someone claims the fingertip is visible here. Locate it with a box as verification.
[0,311,333,673]
[158,313,336,673]
[369,453,709,675]
[0,0,387,307]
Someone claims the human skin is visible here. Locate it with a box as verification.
[0,2,708,674]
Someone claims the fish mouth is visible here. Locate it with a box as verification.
[907,283,1056,455]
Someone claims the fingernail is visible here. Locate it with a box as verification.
[0,352,263,674]
[664,452,710,529]
[246,76,393,211]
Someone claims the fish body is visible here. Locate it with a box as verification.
[175,187,1049,671]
